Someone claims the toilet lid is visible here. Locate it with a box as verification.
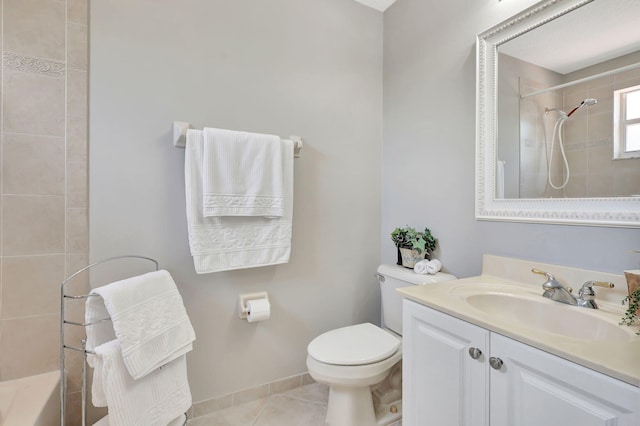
[307,323,400,366]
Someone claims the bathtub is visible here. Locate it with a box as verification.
[0,370,60,426]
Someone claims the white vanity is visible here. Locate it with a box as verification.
[399,255,640,426]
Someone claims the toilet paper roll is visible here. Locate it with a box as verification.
[246,299,271,323]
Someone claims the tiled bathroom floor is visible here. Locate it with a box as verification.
[187,382,330,425]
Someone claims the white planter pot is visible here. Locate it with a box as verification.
[399,248,425,268]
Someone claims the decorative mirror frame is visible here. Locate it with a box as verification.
[475,0,640,228]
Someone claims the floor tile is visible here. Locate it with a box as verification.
[253,395,326,426]
[187,382,328,426]
[187,398,267,426]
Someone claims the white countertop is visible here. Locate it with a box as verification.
[398,271,640,387]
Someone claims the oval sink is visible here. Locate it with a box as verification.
[463,292,634,343]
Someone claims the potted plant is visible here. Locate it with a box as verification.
[391,226,437,268]
[620,250,640,335]
[621,270,640,335]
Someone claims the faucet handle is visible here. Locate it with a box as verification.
[531,269,572,292]
[531,268,554,279]
[578,281,614,298]
[577,281,614,309]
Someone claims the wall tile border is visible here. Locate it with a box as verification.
[3,52,65,77]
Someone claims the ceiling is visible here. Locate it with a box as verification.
[499,0,640,74]
[352,0,397,12]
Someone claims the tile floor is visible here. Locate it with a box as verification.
[186,382,403,426]
[187,382,329,425]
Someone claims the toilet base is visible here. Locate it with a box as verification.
[374,399,402,426]
[325,384,402,426]
[326,385,376,426]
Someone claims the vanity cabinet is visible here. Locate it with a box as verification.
[402,299,640,426]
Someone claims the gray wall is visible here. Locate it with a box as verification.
[90,0,383,402]
[382,0,640,277]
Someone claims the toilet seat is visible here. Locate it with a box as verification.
[307,323,400,366]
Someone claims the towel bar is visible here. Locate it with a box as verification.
[172,121,303,157]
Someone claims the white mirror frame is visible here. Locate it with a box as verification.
[475,0,640,228]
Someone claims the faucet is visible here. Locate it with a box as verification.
[532,269,576,305]
[531,269,614,309]
[576,280,615,309]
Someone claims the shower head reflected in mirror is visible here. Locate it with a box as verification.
[567,98,597,117]
[545,98,597,119]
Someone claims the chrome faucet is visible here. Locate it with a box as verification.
[576,280,615,309]
[531,269,614,309]
[532,269,576,305]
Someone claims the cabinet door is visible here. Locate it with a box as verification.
[490,333,640,426]
[403,299,490,426]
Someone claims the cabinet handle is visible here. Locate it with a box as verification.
[468,347,482,359]
[489,357,504,370]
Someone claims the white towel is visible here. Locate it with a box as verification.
[185,129,293,273]
[426,259,442,274]
[92,340,191,426]
[413,259,430,275]
[202,127,284,217]
[85,270,196,380]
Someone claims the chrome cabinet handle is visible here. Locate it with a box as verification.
[489,357,504,370]
[468,347,482,359]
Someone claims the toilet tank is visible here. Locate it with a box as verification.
[376,264,457,335]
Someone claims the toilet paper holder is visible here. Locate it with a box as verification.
[238,291,270,319]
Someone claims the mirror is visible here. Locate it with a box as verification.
[476,0,640,227]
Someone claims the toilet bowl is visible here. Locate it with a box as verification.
[306,264,457,426]
[306,323,402,426]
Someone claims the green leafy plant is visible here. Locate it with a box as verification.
[620,251,640,335]
[390,226,437,255]
[620,288,640,335]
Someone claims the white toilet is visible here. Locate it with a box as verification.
[306,263,457,426]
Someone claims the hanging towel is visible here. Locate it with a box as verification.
[202,127,284,217]
[85,270,196,380]
[185,129,293,274]
[91,340,192,426]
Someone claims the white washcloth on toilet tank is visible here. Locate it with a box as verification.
[202,127,285,217]
[426,259,442,274]
[413,259,430,275]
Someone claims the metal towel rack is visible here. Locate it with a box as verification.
[171,121,303,158]
[60,255,186,426]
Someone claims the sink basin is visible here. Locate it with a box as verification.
[452,286,634,343]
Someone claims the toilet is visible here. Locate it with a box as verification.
[306,263,457,426]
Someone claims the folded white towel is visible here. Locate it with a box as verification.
[185,129,293,273]
[92,340,191,426]
[85,270,196,379]
[426,259,442,274]
[202,127,284,217]
[413,259,430,275]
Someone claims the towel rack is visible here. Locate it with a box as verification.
[60,255,187,426]
[172,121,303,158]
